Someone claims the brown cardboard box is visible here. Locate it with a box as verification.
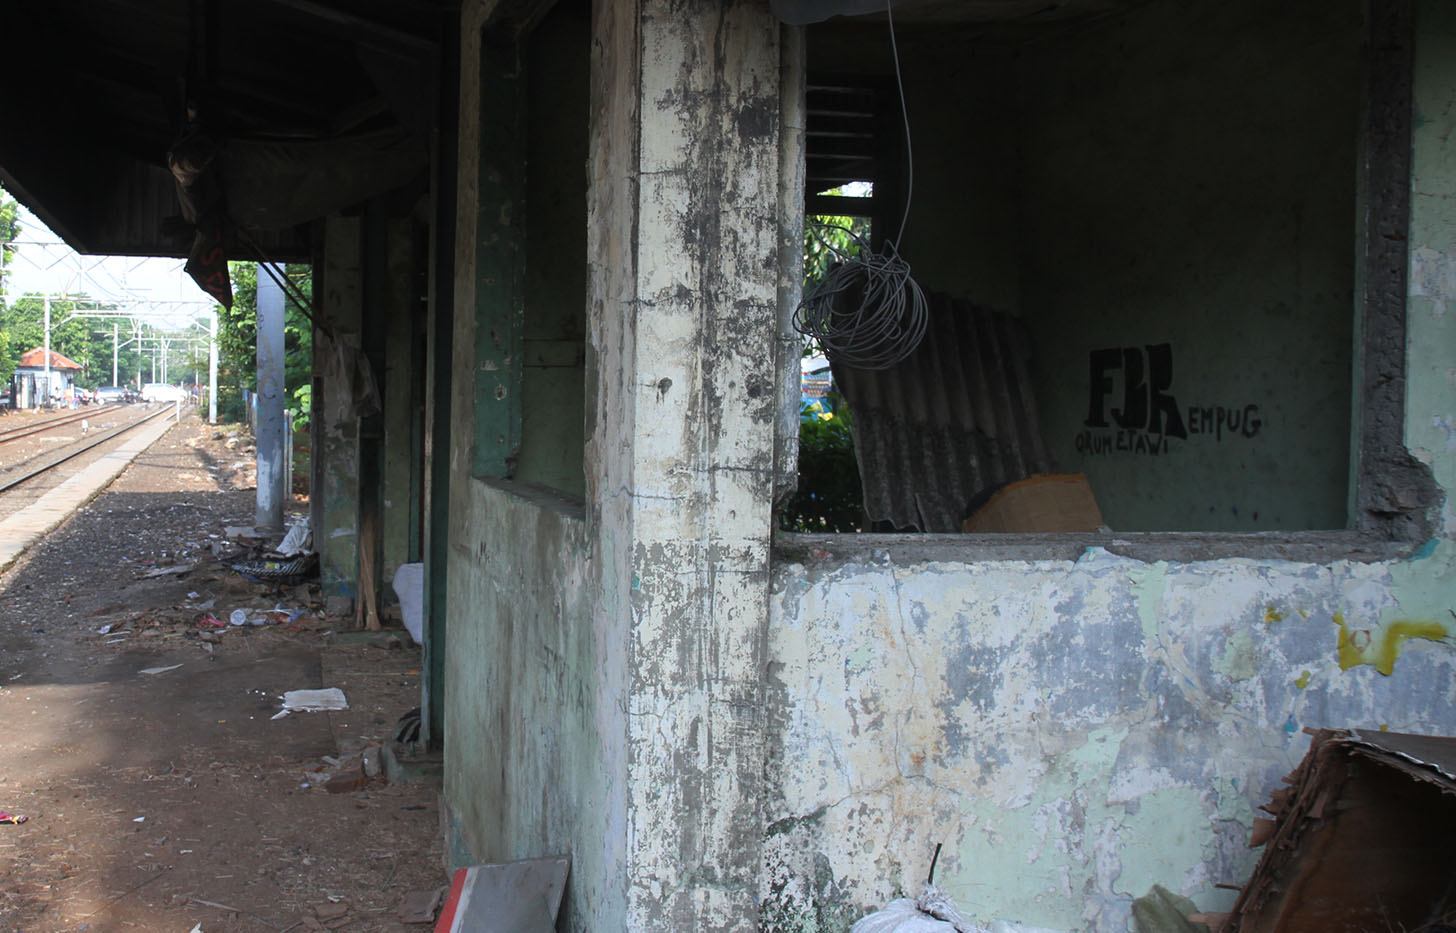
[962,473,1103,533]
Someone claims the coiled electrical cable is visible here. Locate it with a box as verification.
[792,0,928,371]
[793,233,928,370]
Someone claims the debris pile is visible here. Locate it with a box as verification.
[1225,728,1456,930]
[87,518,341,655]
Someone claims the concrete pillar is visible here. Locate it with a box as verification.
[208,309,218,424]
[316,219,363,599]
[589,1,788,927]
[381,219,417,582]
[255,263,287,532]
[423,9,459,750]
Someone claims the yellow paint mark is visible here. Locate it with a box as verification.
[1264,607,1285,624]
[1375,621,1450,675]
[1298,609,1309,619]
[1294,670,1311,689]
[1380,723,1390,732]
[1335,612,1450,675]
[1335,612,1364,670]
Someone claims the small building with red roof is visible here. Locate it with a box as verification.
[12,347,85,407]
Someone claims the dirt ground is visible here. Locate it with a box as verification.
[0,415,445,932]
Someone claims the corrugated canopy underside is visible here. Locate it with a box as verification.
[1,0,448,260]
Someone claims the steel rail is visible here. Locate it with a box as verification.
[0,407,104,445]
[0,405,176,495]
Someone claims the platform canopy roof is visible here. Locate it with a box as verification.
[1,0,454,264]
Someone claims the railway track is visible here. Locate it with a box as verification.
[0,404,179,497]
[0,406,100,445]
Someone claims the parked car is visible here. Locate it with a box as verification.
[94,386,129,404]
[141,383,188,403]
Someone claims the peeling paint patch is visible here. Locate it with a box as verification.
[1336,613,1450,675]
[1408,538,1440,561]
[1213,629,1256,682]
[1433,414,1456,451]
[1129,562,1167,639]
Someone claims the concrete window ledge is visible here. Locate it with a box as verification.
[774,529,1420,566]
[476,475,586,522]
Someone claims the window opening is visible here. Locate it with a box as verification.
[786,0,1409,537]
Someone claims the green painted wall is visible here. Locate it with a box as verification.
[811,0,1361,532]
[1019,1,1359,531]
[516,4,589,498]
[441,480,606,920]
[443,2,628,929]
[803,37,1023,314]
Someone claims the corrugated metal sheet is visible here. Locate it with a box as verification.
[831,295,1054,531]
[87,159,310,261]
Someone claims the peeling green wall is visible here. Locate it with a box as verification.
[516,5,588,498]
[441,480,604,921]
[441,2,628,930]
[762,5,1456,930]
[765,550,1456,932]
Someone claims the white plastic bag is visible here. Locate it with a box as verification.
[851,886,989,933]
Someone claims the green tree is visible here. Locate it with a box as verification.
[784,208,874,532]
[0,296,112,387]
[0,185,23,386]
[219,262,313,425]
[780,399,863,532]
[0,185,19,304]
[803,214,871,287]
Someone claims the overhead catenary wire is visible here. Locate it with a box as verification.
[792,0,928,371]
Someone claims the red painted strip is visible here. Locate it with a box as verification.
[434,868,470,932]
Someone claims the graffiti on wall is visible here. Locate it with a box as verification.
[1074,343,1261,456]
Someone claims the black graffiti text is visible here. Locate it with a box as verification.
[1075,430,1171,456]
[1185,404,1262,441]
[1084,343,1187,439]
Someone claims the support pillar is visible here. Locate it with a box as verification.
[255,263,287,533]
[208,309,218,424]
[315,219,364,599]
[422,10,459,750]
[590,1,788,928]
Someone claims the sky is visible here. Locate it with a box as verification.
[3,202,218,328]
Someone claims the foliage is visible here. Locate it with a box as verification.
[0,295,152,391]
[217,262,314,426]
[0,186,20,385]
[779,398,863,533]
[781,205,874,533]
[803,214,870,287]
[0,184,19,304]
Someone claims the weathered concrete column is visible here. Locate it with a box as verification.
[590,1,788,928]
[315,218,363,599]
[255,263,287,533]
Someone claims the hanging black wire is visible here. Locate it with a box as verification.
[793,229,927,370]
[792,0,927,371]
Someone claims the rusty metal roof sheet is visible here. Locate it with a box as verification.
[831,295,1054,532]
